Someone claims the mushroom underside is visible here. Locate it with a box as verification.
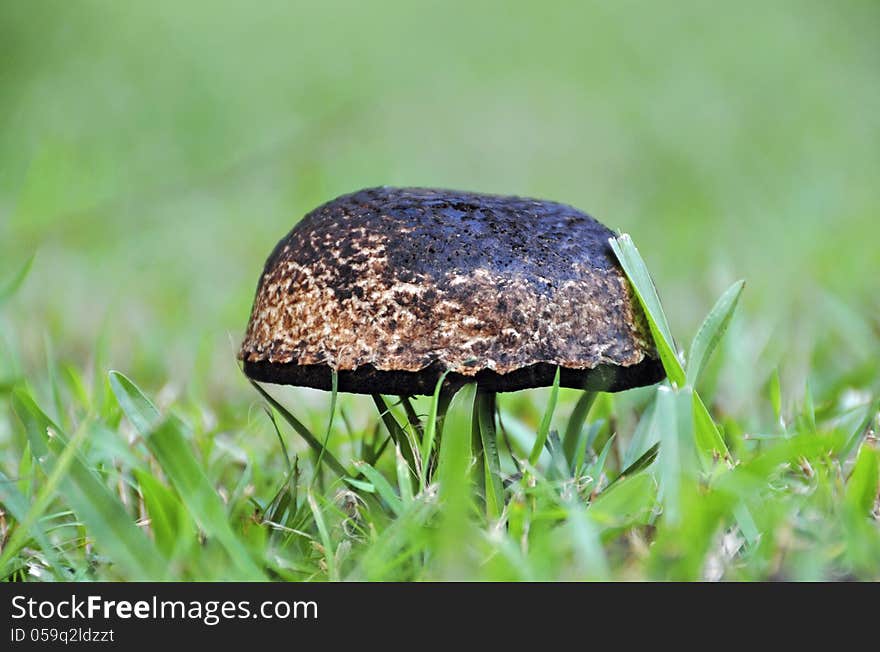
[243,357,665,396]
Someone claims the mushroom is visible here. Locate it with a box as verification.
[240,187,664,473]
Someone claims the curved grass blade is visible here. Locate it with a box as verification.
[686,280,745,385]
[109,370,161,434]
[609,234,685,387]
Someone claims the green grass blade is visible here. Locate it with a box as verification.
[622,397,658,468]
[307,490,337,580]
[353,460,404,516]
[475,391,504,519]
[134,469,197,559]
[841,399,879,461]
[588,472,657,530]
[803,380,816,433]
[655,385,682,524]
[372,394,417,474]
[529,367,560,466]
[609,234,685,387]
[420,371,450,488]
[686,280,745,385]
[247,379,347,477]
[435,384,476,570]
[612,441,659,487]
[846,444,880,515]
[109,370,161,433]
[565,503,610,580]
[312,370,338,487]
[0,470,68,579]
[563,390,597,467]
[9,389,166,580]
[733,502,760,546]
[144,418,264,579]
[395,446,414,506]
[692,390,731,469]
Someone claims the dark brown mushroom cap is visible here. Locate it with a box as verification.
[240,187,664,395]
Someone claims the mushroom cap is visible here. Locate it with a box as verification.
[240,187,664,395]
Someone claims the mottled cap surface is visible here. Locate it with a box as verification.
[240,187,664,394]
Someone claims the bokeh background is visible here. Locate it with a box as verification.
[1,0,878,417]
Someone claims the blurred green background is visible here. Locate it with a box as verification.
[1,0,878,408]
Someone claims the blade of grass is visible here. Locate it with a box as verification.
[109,370,162,434]
[434,383,477,577]
[476,391,504,519]
[419,371,450,488]
[353,460,404,516]
[655,385,682,524]
[609,234,685,387]
[144,418,264,579]
[0,469,68,579]
[588,472,657,530]
[372,394,417,476]
[8,389,166,579]
[565,502,610,580]
[311,370,338,487]
[307,490,337,581]
[529,367,561,466]
[245,378,347,477]
[692,390,731,469]
[399,395,424,442]
[563,390,597,468]
[134,469,197,559]
[846,444,880,515]
[686,280,745,385]
[395,446,414,506]
[607,442,659,491]
[622,397,658,468]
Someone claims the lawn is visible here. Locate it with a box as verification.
[1,1,878,581]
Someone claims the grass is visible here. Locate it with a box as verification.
[1,1,879,581]
[1,233,877,581]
